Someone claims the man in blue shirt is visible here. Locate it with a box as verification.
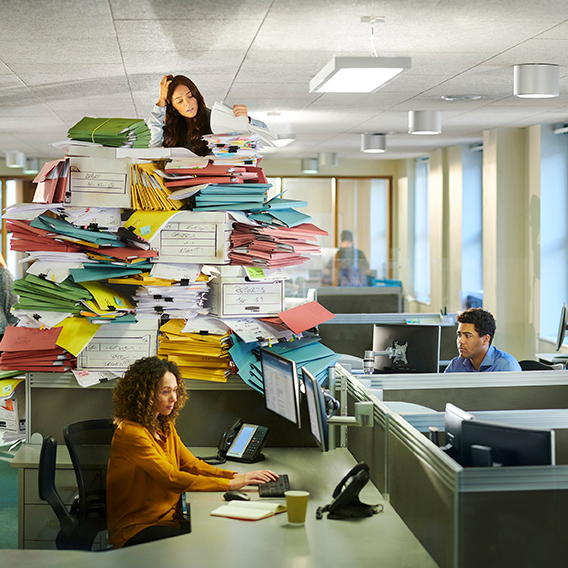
[445,308,521,372]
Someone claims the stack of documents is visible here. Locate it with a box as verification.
[202,134,263,166]
[78,281,135,322]
[8,213,159,263]
[131,163,184,211]
[32,159,69,203]
[12,274,93,313]
[67,117,151,148]
[230,222,326,267]
[133,282,209,319]
[158,318,232,382]
[192,184,269,212]
[0,327,76,372]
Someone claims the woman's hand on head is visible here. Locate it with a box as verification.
[157,75,172,107]
[232,104,248,118]
[228,470,279,490]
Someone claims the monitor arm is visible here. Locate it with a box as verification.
[363,342,408,374]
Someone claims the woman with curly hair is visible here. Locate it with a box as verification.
[107,356,277,548]
[147,74,249,156]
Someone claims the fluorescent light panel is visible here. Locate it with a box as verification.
[310,56,411,94]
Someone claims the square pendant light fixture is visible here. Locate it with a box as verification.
[309,56,411,93]
[361,133,387,153]
[513,64,559,98]
[408,111,442,135]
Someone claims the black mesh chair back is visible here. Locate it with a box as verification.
[63,419,115,524]
[38,435,103,550]
[38,436,78,535]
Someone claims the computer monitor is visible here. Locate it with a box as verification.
[556,302,568,351]
[443,403,474,461]
[460,419,555,467]
[301,367,329,452]
[372,324,440,373]
[260,348,301,429]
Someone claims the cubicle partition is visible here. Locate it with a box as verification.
[367,370,568,411]
[343,368,568,567]
[25,372,316,448]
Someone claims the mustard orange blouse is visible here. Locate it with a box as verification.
[106,419,235,548]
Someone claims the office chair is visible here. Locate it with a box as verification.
[519,360,557,371]
[38,435,107,550]
[63,419,115,549]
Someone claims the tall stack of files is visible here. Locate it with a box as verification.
[157,318,232,382]
[230,222,327,267]
[67,117,151,148]
[0,327,76,372]
[131,163,184,211]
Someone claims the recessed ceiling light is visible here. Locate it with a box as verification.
[440,95,482,101]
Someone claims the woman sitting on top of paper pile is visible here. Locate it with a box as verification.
[146,74,249,156]
[106,356,277,548]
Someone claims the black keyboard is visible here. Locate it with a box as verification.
[258,474,291,497]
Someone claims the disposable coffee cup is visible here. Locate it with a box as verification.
[284,490,309,526]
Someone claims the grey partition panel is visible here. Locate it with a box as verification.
[383,385,568,412]
[388,414,459,568]
[30,388,114,443]
[459,489,568,567]
[179,389,316,447]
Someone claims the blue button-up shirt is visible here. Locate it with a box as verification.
[444,344,521,373]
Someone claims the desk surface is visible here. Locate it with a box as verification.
[6,446,438,568]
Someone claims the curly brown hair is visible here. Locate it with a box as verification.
[112,356,188,436]
[163,74,211,156]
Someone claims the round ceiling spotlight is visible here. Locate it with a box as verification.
[361,132,387,153]
[408,110,442,135]
[513,64,559,98]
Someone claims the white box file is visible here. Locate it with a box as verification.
[150,211,231,264]
[208,266,285,318]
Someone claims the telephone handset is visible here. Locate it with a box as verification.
[316,462,383,520]
[218,418,269,464]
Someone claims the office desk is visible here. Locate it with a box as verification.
[8,446,438,567]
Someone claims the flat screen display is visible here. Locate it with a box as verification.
[260,348,301,428]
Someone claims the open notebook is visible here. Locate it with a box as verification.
[210,501,286,521]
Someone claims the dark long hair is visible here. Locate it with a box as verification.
[112,356,188,436]
[163,75,211,156]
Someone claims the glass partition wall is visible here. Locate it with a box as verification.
[266,176,392,302]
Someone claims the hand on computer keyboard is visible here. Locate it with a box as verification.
[229,470,279,490]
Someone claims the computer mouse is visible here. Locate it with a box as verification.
[223,490,251,502]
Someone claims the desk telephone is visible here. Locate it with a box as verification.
[217,419,269,464]
[316,462,383,520]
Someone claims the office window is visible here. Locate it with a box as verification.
[413,159,430,302]
[461,148,483,303]
[540,125,568,340]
